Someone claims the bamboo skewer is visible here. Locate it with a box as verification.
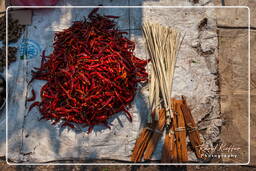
[142,22,180,162]
[131,22,181,162]
[143,22,180,126]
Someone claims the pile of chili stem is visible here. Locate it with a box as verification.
[28,9,148,133]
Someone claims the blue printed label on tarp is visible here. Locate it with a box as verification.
[19,39,41,59]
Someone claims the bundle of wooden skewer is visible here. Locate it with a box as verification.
[131,22,203,163]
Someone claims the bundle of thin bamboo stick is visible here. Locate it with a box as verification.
[131,22,181,162]
[131,22,202,163]
[143,22,181,126]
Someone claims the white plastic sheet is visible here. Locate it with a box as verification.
[4,4,220,163]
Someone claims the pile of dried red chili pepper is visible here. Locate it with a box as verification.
[28,8,148,133]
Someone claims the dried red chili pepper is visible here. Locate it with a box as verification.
[29,101,40,112]
[28,8,148,133]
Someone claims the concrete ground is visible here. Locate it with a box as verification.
[0,0,255,170]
